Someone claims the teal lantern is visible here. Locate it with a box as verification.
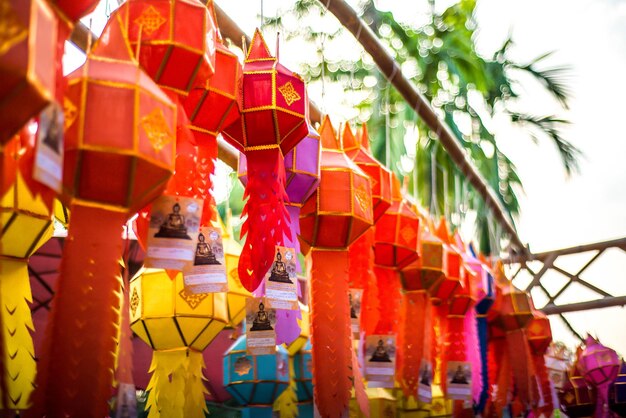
[223,335,289,406]
[294,340,313,403]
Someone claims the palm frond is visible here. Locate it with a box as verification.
[510,53,572,109]
[509,112,581,175]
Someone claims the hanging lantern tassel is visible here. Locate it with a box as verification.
[146,349,207,418]
[348,229,380,335]
[310,250,353,416]
[397,291,430,397]
[272,356,299,418]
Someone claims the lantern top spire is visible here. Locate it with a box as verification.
[319,116,341,151]
[92,13,135,63]
[246,28,274,62]
[341,123,359,153]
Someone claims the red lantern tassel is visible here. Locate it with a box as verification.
[397,291,429,397]
[373,266,402,335]
[310,249,352,418]
[506,329,536,407]
[533,353,553,416]
[348,229,380,335]
[238,149,290,292]
[29,205,125,417]
[195,141,217,224]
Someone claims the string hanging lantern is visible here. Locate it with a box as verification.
[299,116,374,417]
[0,0,59,143]
[29,17,176,417]
[222,28,309,292]
[130,268,229,417]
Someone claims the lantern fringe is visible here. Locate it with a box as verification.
[397,291,428,398]
[348,230,380,335]
[238,149,291,292]
[27,206,125,418]
[464,309,482,406]
[146,349,208,418]
[372,266,402,336]
[114,266,135,398]
[273,356,298,418]
[506,329,536,407]
[533,352,553,416]
[310,250,352,418]
[0,259,36,410]
[195,142,217,225]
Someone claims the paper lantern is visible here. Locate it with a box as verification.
[343,123,392,221]
[560,368,597,417]
[223,335,289,406]
[526,309,554,416]
[111,0,217,95]
[545,342,571,390]
[222,29,308,292]
[579,335,620,387]
[299,116,374,417]
[608,360,626,416]
[0,0,58,143]
[30,18,175,417]
[430,218,461,303]
[401,222,445,294]
[373,176,419,269]
[130,268,228,417]
[349,388,397,418]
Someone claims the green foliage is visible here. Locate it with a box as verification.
[264,0,579,253]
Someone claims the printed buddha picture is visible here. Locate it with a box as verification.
[250,302,273,331]
[193,233,220,265]
[41,106,62,155]
[369,339,392,363]
[268,250,292,283]
[420,365,432,387]
[154,203,192,239]
[450,365,469,384]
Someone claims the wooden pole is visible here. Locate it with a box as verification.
[315,0,526,254]
[542,297,626,315]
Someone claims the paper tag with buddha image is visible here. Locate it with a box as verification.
[183,226,228,294]
[349,288,363,339]
[34,103,64,193]
[365,335,396,388]
[246,297,276,355]
[418,358,433,403]
[145,195,202,271]
[446,361,472,400]
[264,246,298,310]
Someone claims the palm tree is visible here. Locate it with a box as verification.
[255,0,580,254]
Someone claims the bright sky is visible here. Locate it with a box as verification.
[70,0,626,355]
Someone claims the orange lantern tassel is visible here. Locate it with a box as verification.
[310,250,353,417]
[348,229,380,335]
[397,291,429,397]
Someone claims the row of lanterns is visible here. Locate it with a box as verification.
[0,0,622,417]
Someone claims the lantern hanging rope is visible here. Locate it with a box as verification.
[28,17,176,417]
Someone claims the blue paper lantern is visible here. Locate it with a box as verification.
[223,335,289,406]
[241,406,274,418]
[609,360,626,417]
[298,402,314,418]
[294,339,313,403]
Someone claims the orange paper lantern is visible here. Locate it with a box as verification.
[111,0,217,95]
[0,0,58,143]
[30,18,175,417]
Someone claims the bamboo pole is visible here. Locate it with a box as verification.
[542,297,626,315]
[315,0,526,254]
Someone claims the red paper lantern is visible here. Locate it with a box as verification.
[526,310,552,355]
[400,219,445,295]
[30,18,175,417]
[222,29,308,154]
[342,123,392,221]
[373,175,419,269]
[429,218,461,303]
[0,0,58,143]
[111,0,217,95]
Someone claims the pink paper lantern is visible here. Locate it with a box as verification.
[579,335,620,386]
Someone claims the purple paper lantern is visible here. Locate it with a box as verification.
[580,335,620,386]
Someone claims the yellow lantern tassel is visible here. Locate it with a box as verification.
[0,259,36,410]
[273,356,298,418]
[146,349,208,418]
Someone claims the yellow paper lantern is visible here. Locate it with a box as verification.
[428,384,453,417]
[393,390,430,418]
[0,173,53,411]
[220,210,251,328]
[129,268,229,417]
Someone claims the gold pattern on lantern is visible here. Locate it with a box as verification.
[234,356,252,376]
[63,98,78,131]
[564,392,574,404]
[400,225,416,243]
[0,0,28,56]
[130,288,139,316]
[277,81,301,106]
[354,184,370,214]
[142,108,173,151]
[179,287,208,310]
[134,5,166,36]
